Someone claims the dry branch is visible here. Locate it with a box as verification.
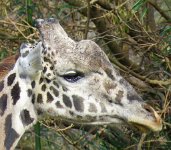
[64,0,142,71]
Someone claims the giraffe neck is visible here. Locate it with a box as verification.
[0,60,38,150]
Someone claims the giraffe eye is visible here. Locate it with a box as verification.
[63,71,84,83]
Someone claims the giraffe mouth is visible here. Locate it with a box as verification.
[130,123,153,132]
[128,105,162,132]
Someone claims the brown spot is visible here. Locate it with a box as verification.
[53,81,59,88]
[39,77,44,84]
[7,73,16,86]
[62,86,68,92]
[11,82,20,105]
[72,95,84,112]
[55,101,63,108]
[69,111,74,116]
[0,80,4,92]
[0,94,7,116]
[27,89,32,97]
[89,103,97,112]
[50,86,59,97]
[37,94,43,103]
[50,66,54,70]
[103,81,117,94]
[20,109,34,126]
[63,94,72,108]
[44,57,51,63]
[47,73,51,77]
[41,84,46,91]
[32,94,35,104]
[21,51,29,57]
[51,51,54,56]
[105,68,115,80]
[4,114,19,150]
[45,78,51,83]
[115,90,124,105]
[37,108,43,115]
[31,81,36,88]
[47,92,54,103]
[43,67,47,73]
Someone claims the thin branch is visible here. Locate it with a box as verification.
[137,133,147,150]
[109,53,171,86]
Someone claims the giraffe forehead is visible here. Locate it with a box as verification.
[45,42,112,74]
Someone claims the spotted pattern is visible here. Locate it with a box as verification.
[105,68,115,80]
[62,86,68,92]
[31,81,36,88]
[50,86,59,97]
[11,82,20,105]
[104,81,117,94]
[7,73,16,86]
[53,81,59,88]
[37,94,43,103]
[115,90,124,105]
[45,78,51,83]
[63,94,72,108]
[72,95,84,112]
[41,84,46,91]
[0,94,7,116]
[43,67,47,73]
[55,101,63,108]
[27,89,32,97]
[39,77,44,84]
[47,92,54,102]
[4,114,19,150]
[32,94,35,104]
[20,109,34,126]
[0,80,4,92]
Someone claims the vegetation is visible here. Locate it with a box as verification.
[0,0,170,149]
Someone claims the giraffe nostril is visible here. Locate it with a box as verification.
[142,104,161,123]
[143,104,153,113]
[108,99,113,103]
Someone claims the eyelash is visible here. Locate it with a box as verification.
[62,71,84,83]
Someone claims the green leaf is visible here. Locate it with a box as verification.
[141,8,148,20]
[132,0,147,11]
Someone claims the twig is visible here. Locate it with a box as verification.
[137,133,146,150]
[109,53,171,86]
[40,121,74,132]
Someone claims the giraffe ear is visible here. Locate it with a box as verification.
[18,42,43,79]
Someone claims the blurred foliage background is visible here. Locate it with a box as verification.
[0,0,171,149]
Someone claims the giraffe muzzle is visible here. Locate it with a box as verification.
[128,104,162,132]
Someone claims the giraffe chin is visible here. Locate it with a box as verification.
[129,121,162,133]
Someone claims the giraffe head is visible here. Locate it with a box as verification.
[34,18,162,132]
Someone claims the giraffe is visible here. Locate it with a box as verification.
[0,18,162,150]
